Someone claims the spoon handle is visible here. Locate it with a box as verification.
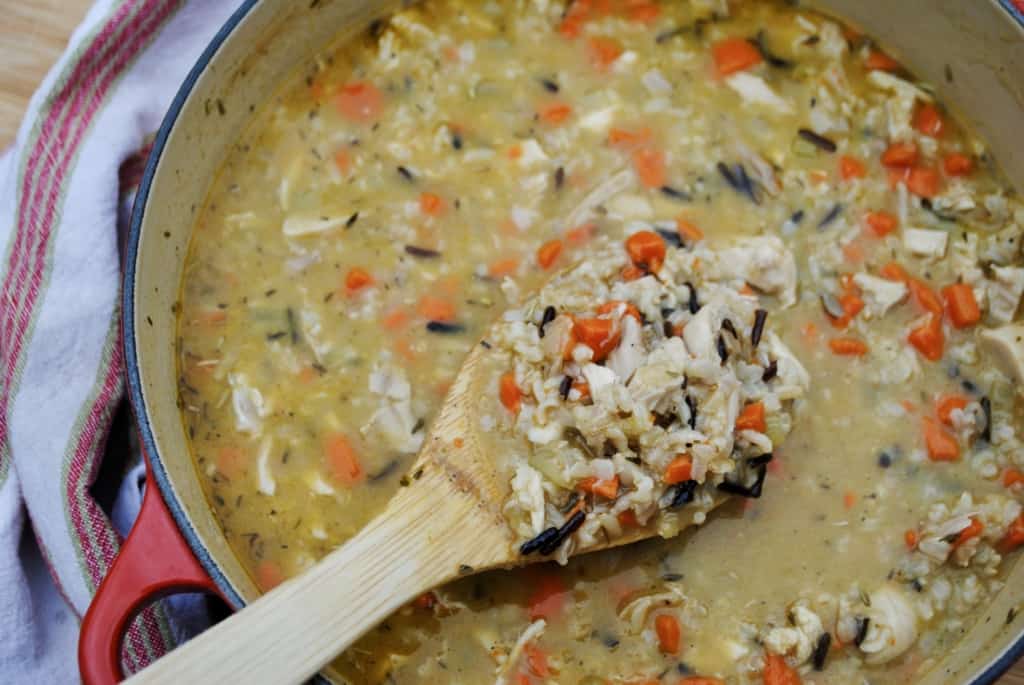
[124,465,481,685]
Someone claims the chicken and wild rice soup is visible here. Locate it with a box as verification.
[176,0,1024,682]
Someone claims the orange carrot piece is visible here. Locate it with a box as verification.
[216,447,246,480]
[566,222,597,244]
[676,218,705,243]
[334,81,384,123]
[588,36,623,68]
[736,402,767,433]
[500,372,522,414]
[573,317,621,361]
[333,149,351,175]
[908,316,944,361]
[880,262,909,282]
[923,417,959,461]
[936,394,970,426]
[904,529,919,550]
[913,103,945,137]
[655,614,682,654]
[540,102,573,124]
[324,433,364,486]
[256,560,285,591]
[663,455,694,485]
[417,295,457,322]
[345,267,374,293]
[625,230,667,271]
[617,510,640,528]
[632,148,667,188]
[525,644,550,677]
[536,239,563,269]
[908,279,943,315]
[1003,468,1024,489]
[829,338,868,356]
[527,570,567,621]
[843,491,857,509]
[621,264,645,281]
[881,141,918,168]
[419,191,446,216]
[625,0,660,23]
[865,49,900,71]
[596,300,642,321]
[953,518,984,549]
[579,475,620,499]
[763,653,802,685]
[712,37,762,75]
[998,514,1024,553]
[489,258,520,278]
[608,126,652,149]
[507,144,523,160]
[942,283,980,328]
[943,153,974,177]
[907,166,941,198]
[839,155,867,181]
[864,210,898,237]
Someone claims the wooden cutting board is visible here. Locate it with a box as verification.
[0,1,1022,683]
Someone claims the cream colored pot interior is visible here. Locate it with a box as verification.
[129,1,1024,682]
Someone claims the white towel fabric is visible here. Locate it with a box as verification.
[0,1,239,681]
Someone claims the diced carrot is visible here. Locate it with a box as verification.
[888,166,911,189]
[621,264,645,281]
[571,380,590,401]
[865,49,900,71]
[617,510,640,528]
[712,37,762,76]
[625,230,667,271]
[998,514,1024,553]
[904,529,919,550]
[500,372,522,414]
[324,433,364,486]
[913,103,945,137]
[736,402,767,433]
[527,569,567,621]
[608,126,652,149]
[597,300,642,321]
[256,560,284,591]
[507,144,523,160]
[566,222,597,244]
[908,279,943,315]
[880,262,908,282]
[936,394,970,426]
[537,239,563,270]
[881,142,918,168]
[419,192,446,216]
[334,81,384,123]
[923,417,959,461]
[839,273,859,294]
[573,317,621,361]
[525,644,550,677]
[489,258,520,278]
[579,475,620,499]
[381,307,409,331]
[864,210,898,237]
[413,592,437,610]
[908,316,944,361]
[216,447,246,480]
[942,283,980,328]
[540,102,573,125]
[625,0,660,23]
[907,166,941,198]
[633,148,667,188]
[558,0,590,39]
[334,149,351,175]
[763,653,802,685]
[417,295,456,322]
[944,153,974,177]
[843,491,857,509]
[345,267,374,293]
[953,517,984,548]
[655,614,682,654]
[663,455,694,485]
[516,674,531,685]
[1003,468,1024,489]
[588,36,624,68]
[829,338,868,356]
[676,218,705,243]
[838,155,867,181]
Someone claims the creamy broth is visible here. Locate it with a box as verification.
[177,1,1024,683]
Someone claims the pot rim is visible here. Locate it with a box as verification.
[122,1,1024,682]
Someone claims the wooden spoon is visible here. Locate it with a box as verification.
[125,330,723,684]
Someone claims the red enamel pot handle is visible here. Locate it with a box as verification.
[78,466,224,685]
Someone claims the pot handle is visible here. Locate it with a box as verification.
[79,474,224,685]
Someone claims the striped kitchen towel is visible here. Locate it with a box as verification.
[0,1,238,681]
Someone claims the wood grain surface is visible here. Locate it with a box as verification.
[1,2,1022,683]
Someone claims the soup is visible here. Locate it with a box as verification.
[176,0,1024,682]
